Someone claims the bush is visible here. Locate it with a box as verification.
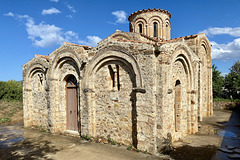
[0,80,22,101]
[0,117,11,123]
[213,98,240,102]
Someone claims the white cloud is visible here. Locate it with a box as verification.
[4,12,101,47]
[3,12,14,17]
[111,10,127,24]
[50,0,59,2]
[66,15,73,18]
[210,39,240,60]
[42,7,61,15]
[85,36,102,46]
[66,4,76,13]
[200,27,240,37]
[199,27,240,60]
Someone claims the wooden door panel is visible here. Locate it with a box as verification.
[67,86,78,131]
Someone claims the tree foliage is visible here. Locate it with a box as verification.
[212,64,224,98]
[224,60,240,99]
[0,80,22,101]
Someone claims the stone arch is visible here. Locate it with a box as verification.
[148,15,163,25]
[83,50,143,148]
[170,46,196,136]
[23,58,49,128]
[171,45,194,88]
[84,50,143,89]
[112,34,131,40]
[199,38,211,54]
[199,39,211,65]
[51,49,82,78]
[165,19,171,40]
[165,18,171,27]
[134,18,147,34]
[50,50,82,132]
[148,16,163,39]
[198,38,212,116]
[25,59,48,84]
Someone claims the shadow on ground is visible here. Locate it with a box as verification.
[212,107,240,160]
[169,145,217,160]
[0,135,60,160]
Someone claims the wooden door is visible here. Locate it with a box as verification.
[66,75,78,131]
[174,80,181,132]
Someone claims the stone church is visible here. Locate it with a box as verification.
[23,8,212,154]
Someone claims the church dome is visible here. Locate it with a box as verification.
[128,8,171,40]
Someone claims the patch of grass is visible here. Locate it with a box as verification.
[81,134,92,141]
[0,117,11,123]
[213,98,240,102]
[0,100,23,124]
[127,145,132,150]
[107,137,116,145]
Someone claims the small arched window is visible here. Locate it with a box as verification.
[66,75,77,86]
[153,22,158,37]
[138,24,143,33]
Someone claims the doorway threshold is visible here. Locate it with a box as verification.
[64,130,79,137]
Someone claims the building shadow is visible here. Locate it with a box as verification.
[169,145,218,160]
[0,133,60,160]
[212,106,240,160]
[130,90,138,148]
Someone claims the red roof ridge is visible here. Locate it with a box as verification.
[158,33,204,44]
[111,37,154,45]
[35,54,50,61]
[64,42,91,50]
[140,33,162,42]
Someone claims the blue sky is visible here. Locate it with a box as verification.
[1,0,240,81]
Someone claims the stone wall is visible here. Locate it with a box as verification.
[213,101,240,110]
[23,28,212,155]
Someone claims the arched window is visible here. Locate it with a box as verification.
[153,22,158,37]
[138,24,143,33]
[66,75,77,86]
[166,23,169,39]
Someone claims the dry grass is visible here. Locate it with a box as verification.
[0,101,23,124]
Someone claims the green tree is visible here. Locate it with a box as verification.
[224,60,240,99]
[212,64,224,98]
[0,80,22,101]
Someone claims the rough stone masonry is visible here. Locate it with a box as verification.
[23,8,212,154]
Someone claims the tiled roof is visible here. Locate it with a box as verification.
[111,37,154,45]
[64,42,91,50]
[140,33,161,42]
[35,54,50,61]
[158,33,205,44]
[128,8,171,21]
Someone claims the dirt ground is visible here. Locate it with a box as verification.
[0,101,23,125]
[0,124,171,160]
[0,109,239,160]
[170,109,240,160]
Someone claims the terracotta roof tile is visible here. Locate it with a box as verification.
[64,42,91,50]
[140,33,162,42]
[128,8,171,21]
[158,33,204,44]
[111,37,154,45]
[35,54,50,61]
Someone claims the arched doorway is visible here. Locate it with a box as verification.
[66,75,78,131]
[174,80,181,132]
